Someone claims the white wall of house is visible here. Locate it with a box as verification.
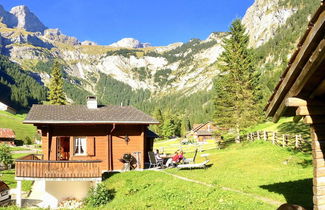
[0,102,8,111]
[0,102,16,114]
[41,180,96,208]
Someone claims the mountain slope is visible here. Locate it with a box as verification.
[0,0,321,124]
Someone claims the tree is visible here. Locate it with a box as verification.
[213,19,259,140]
[151,108,164,136]
[0,144,13,170]
[48,61,67,105]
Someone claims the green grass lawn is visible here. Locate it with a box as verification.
[86,170,274,209]
[0,169,32,192]
[0,111,36,141]
[168,140,312,209]
[83,140,312,209]
[154,138,218,154]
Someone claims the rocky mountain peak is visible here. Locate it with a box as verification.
[242,0,297,48]
[110,38,151,48]
[9,5,47,32]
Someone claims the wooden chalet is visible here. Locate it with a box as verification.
[0,128,15,145]
[265,1,325,209]
[15,96,159,208]
[188,122,218,141]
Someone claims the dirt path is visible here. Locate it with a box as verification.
[157,170,282,207]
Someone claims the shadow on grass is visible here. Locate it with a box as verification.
[102,171,120,181]
[277,121,310,137]
[260,178,312,209]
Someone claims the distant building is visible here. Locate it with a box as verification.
[0,102,16,115]
[0,128,16,145]
[187,122,218,141]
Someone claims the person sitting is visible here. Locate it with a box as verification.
[178,151,184,162]
[166,151,181,167]
[154,149,163,165]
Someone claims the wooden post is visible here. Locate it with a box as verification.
[282,134,285,147]
[263,131,267,141]
[272,132,276,144]
[310,124,325,210]
[295,135,299,148]
[16,180,22,207]
[257,131,260,140]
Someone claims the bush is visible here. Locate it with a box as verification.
[24,136,32,145]
[84,183,115,207]
[0,144,13,169]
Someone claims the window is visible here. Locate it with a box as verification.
[74,137,87,155]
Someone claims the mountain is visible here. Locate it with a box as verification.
[0,1,320,123]
[110,38,151,48]
[242,0,298,48]
[0,5,47,32]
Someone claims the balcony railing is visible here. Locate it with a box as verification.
[15,154,102,178]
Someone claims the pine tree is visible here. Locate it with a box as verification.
[48,61,67,105]
[213,19,259,139]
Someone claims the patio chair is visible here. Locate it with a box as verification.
[148,151,163,168]
[177,160,210,170]
[183,149,198,164]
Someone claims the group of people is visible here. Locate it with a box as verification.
[154,149,186,168]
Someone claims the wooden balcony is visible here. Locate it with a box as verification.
[15,154,102,179]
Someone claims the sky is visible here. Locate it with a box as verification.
[0,0,254,46]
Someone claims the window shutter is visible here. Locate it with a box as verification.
[87,136,95,156]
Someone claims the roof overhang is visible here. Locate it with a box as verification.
[23,120,160,125]
[265,3,325,122]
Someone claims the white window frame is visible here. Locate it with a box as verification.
[74,136,87,156]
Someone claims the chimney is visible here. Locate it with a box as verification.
[87,96,97,109]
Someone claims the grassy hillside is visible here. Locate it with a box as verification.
[0,111,36,141]
[80,140,312,209]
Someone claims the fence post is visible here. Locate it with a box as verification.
[285,135,289,147]
[247,134,249,141]
[295,135,299,148]
[257,131,260,140]
[272,132,276,144]
[282,134,285,147]
[263,131,267,141]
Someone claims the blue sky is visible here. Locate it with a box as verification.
[0,0,254,46]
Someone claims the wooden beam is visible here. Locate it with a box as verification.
[296,106,325,116]
[266,11,325,117]
[289,39,325,97]
[285,97,307,107]
[304,116,325,124]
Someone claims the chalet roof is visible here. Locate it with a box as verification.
[24,104,159,125]
[0,181,9,191]
[0,128,15,139]
[197,130,214,136]
[192,122,212,132]
[265,1,325,121]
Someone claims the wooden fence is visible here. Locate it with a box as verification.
[237,130,310,151]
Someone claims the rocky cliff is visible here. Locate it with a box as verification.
[0,1,318,107]
[242,0,297,48]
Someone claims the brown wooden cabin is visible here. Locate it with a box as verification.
[265,2,325,209]
[0,128,15,145]
[188,122,218,141]
[17,97,159,179]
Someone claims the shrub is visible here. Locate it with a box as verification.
[0,144,13,169]
[24,136,33,145]
[84,183,115,207]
